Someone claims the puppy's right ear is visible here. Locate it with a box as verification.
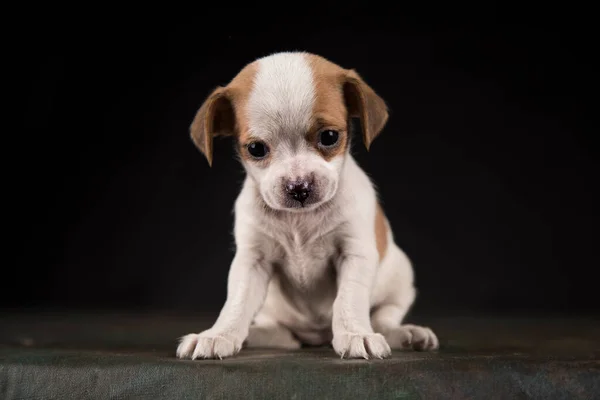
[190,87,236,166]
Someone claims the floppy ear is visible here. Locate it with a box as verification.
[342,70,389,150]
[190,87,236,166]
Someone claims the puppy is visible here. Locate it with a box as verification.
[177,52,438,360]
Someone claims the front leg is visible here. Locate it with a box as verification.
[331,247,391,359]
[177,250,271,360]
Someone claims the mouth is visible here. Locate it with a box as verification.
[280,196,323,211]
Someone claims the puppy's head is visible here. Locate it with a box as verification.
[190,52,388,211]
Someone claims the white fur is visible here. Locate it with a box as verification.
[177,52,438,360]
[247,52,315,138]
[244,53,339,212]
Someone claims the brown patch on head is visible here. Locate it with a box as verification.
[375,202,388,261]
[305,53,389,158]
[190,52,388,166]
[306,54,349,128]
[306,54,349,161]
[190,62,258,166]
[226,63,274,165]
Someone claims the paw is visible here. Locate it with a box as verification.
[332,332,391,359]
[176,331,242,360]
[384,324,439,351]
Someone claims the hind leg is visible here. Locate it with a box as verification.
[244,314,301,349]
[370,244,439,351]
[371,303,439,351]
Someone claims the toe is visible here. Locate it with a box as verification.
[176,334,199,359]
[408,326,429,350]
[192,337,212,360]
[404,325,439,351]
[213,336,236,358]
[334,333,392,359]
[364,334,392,359]
[425,327,439,350]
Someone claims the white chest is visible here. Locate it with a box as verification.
[257,213,340,287]
[270,229,339,333]
[252,209,345,329]
[279,232,336,289]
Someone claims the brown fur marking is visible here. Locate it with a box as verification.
[191,52,388,166]
[190,61,258,165]
[343,70,389,151]
[305,53,388,159]
[306,54,349,161]
[226,62,258,145]
[375,202,388,261]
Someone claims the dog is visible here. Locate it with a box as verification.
[176,52,439,359]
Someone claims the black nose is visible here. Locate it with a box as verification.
[285,180,312,204]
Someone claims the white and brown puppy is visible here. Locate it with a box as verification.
[177,52,438,360]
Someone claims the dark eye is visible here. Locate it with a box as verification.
[318,130,339,147]
[247,141,269,159]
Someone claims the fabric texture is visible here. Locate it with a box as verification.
[1,313,599,399]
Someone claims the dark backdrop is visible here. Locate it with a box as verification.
[8,5,596,316]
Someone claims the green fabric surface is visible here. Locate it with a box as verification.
[1,313,599,399]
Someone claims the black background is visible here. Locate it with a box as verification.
[8,5,596,317]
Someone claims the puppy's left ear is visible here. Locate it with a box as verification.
[342,70,389,150]
[190,87,236,166]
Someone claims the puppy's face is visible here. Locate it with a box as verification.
[190,52,388,212]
